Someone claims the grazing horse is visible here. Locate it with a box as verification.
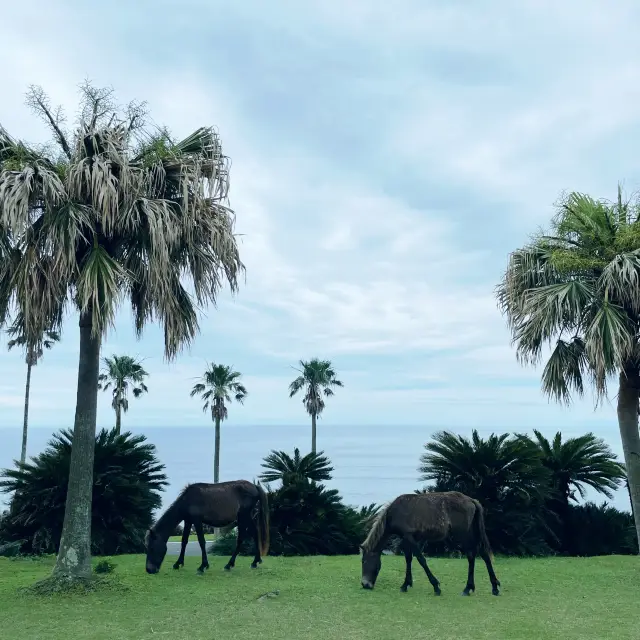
[360,491,500,596]
[145,480,269,575]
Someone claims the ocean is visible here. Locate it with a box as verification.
[0,424,632,513]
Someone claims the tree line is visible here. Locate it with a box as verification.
[1,427,635,559]
[1,82,640,588]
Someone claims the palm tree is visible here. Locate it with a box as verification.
[0,83,243,583]
[419,430,554,554]
[259,447,334,486]
[5,315,59,466]
[530,430,625,510]
[98,355,149,434]
[289,358,343,453]
[528,430,625,552]
[497,186,640,549]
[190,364,247,484]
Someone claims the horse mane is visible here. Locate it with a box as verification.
[150,484,192,536]
[361,503,390,552]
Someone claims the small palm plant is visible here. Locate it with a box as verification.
[259,447,334,486]
[289,358,343,453]
[98,355,149,434]
[190,364,247,483]
[6,314,60,465]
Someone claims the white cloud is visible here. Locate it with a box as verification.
[1,0,638,438]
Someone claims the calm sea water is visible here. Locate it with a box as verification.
[0,424,632,513]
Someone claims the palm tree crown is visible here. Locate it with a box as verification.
[0,83,243,352]
[289,358,343,416]
[98,355,149,433]
[190,363,248,421]
[259,447,334,486]
[6,314,60,366]
[529,430,625,503]
[496,186,640,548]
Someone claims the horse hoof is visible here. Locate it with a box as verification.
[400,585,411,592]
[224,565,231,571]
[251,563,258,569]
[434,588,442,596]
[492,589,500,596]
[461,590,472,596]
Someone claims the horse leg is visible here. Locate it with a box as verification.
[173,520,191,570]
[480,550,501,596]
[194,521,210,574]
[400,539,413,592]
[405,535,441,595]
[462,549,476,595]
[224,522,246,571]
[250,513,263,569]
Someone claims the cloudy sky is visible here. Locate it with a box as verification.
[1,0,640,444]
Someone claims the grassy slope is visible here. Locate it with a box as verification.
[1,555,638,640]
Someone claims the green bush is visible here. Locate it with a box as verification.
[210,450,377,557]
[565,502,637,556]
[94,558,117,574]
[0,428,167,556]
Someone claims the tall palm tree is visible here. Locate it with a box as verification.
[0,83,243,583]
[497,186,640,549]
[259,447,334,486]
[289,358,343,453]
[190,364,247,484]
[6,314,60,465]
[98,355,149,434]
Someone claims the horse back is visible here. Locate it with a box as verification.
[388,491,476,541]
[183,480,258,527]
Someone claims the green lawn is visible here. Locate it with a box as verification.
[1,554,638,640]
[167,534,214,542]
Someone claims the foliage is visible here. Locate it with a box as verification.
[94,559,116,574]
[0,429,166,555]
[288,358,343,418]
[212,450,372,556]
[419,430,555,555]
[496,187,640,401]
[259,447,334,485]
[529,430,625,504]
[6,313,60,366]
[190,363,248,421]
[98,354,149,423]
[565,502,638,556]
[0,83,244,353]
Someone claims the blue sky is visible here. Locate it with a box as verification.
[2,1,640,445]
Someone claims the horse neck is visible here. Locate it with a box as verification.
[153,497,184,540]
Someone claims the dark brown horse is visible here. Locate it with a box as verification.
[360,491,500,596]
[145,480,269,575]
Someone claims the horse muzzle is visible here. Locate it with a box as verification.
[361,580,374,590]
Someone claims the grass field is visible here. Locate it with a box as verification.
[167,534,214,542]
[1,554,638,640]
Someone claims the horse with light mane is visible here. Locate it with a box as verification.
[360,491,500,596]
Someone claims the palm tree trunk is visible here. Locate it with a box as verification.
[616,368,640,552]
[53,311,101,580]
[214,415,221,484]
[115,404,121,435]
[311,413,317,454]
[20,362,32,466]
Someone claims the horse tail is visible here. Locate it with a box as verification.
[256,483,270,557]
[472,499,493,560]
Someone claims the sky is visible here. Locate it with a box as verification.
[1,1,640,452]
